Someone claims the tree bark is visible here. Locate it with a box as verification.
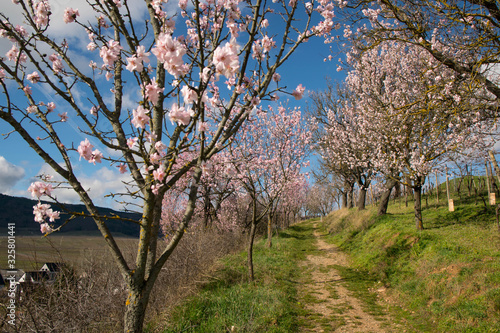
[378,178,398,216]
[346,183,354,209]
[247,199,258,281]
[123,284,151,333]
[488,150,500,186]
[413,176,424,230]
[341,190,347,209]
[266,210,272,248]
[357,187,367,210]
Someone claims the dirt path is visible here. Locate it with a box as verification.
[298,224,399,332]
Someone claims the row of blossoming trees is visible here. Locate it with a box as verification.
[310,0,500,230]
[0,0,336,331]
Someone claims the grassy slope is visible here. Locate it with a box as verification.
[152,184,500,332]
[323,191,500,332]
[151,223,317,333]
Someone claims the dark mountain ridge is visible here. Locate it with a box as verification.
[0,193,140,236]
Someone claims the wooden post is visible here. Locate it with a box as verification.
[446,166,453,211]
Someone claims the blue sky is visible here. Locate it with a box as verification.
[0,0,345,208]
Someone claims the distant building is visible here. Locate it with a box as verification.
[0,269,25,285]
[40,262,65,279]
[18,271,50,284]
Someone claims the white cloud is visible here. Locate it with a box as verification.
[35,163,137,210]
[0,156,25,194]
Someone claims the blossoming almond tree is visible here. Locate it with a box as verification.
[229,105,312,280]
[339,40,492,229]
[0,0,339,331]
[343,0,500,102]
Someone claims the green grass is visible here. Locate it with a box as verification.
[323,190,500,333]
[154,222,318,333]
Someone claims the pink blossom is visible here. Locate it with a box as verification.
[292,84,306,100]
[151,33,187,78]
[198,122,209,132]
[47,102,56,113]
[151,183,163,195]
[49,53,64,73]
[153,165,166,182]
[181,85,198,104]
[261,36,275,53]
[28,181,53,198]
[87,42,97,51]
[131,105,150,129]
[89,149,103,164]
[150,152,162,164]
[27,71,40,83]
[23,86,32,95]
[143,80,164,104]
[126,45,150,72]
[58,112,68,121]
[34,0,50,28]
[213,41,240,79]
[127,137,138,149]
[272,73,281,82]
[168,103,191,126]
[117,163,128,174]
[90,106,98,115]
[100,40,122,66]
[136,45,150,64]
[179,0,188,10]
[6,45,19,61]
[40,223,52,234]
[126,56,143,72]
[33,203,51,222]
[0,69,5,81]
[63,8,80,24]
[261,19,269,28]
[27,105,37,114]
[46,209,60,222]
[77,138,94,161]
[155,141,167,153]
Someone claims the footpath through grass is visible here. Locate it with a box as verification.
[322,195,500,333]
[152,222,317,333]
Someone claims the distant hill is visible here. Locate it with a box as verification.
[0,193,140,237]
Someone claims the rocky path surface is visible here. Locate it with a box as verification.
[298,224,400,332]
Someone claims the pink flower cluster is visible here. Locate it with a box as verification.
[143,79,164,104]
[100,40,123,66]
[292,84,306,100]
[34,0,50,28]
[151,33,188,78]
[28,181,53,198]
[28,181,60,234]
[49,53,63,73]
[131,105,150,129]
[126,45,150,72]
[168,103,192,126]
[213,41,239,79]
[63,8,80,24]
[33,203,59,233]
[77,138,103,164]
[33,203,60,223]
